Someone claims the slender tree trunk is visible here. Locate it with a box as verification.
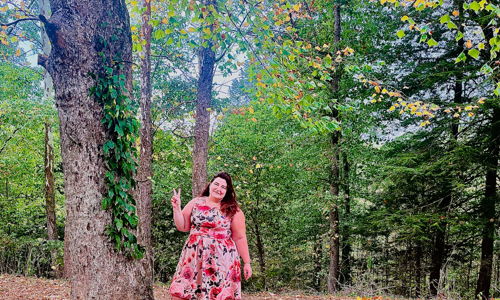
[39,0,53,100]
[134,0,154,298]
[254,221,267,290]
[328,134,340,293]
[44,123,57,240]
[192,0,217,197]
[43,0,153,298]
[415,243,422,297]
[340,154,351,286]
[313,237,323,291]
[475,106,499,299]
[327,3,342,293]
[40,0,59,278]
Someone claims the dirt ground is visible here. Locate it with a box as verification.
[0,274,362,299]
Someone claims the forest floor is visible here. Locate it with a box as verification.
[0,273,376,299]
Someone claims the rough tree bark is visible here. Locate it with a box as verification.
[327,3,341,293]
[42,0,153,298]
[192,0,217,197]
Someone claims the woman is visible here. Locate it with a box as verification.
[169,172,252,300]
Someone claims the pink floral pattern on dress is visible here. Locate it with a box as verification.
[169,198,241,300]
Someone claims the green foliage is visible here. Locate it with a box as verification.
[89,64,144,259]
[209,101,331,290]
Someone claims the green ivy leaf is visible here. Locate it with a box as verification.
[427,38,438,47]
[447,21,458,29]
[469,1,480,11]
[439,14,450,24]
[455,52,467,63]
[468,48,480,59]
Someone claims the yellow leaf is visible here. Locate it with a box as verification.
[389,106,396,111]
[292,3,301,11]
[370,99,377,103]
[375,86,381,93]
[248,106,254,114]
[478,43,485,50]
[202,27,211,35]
[188,27,196,32]
[168,10,175,17]
[453,113,460,118]
[243,22,249,27]
[255,164,262,169]
[161,18,168,24]
[478,98,485,104]
[401,15,409,22]
[180,29,187,34]
[249,169,254,174]
[468,112,474,117]
[15,49,21,56]
[216,156,222,160]
[452,10,459,16]
[382,88,388,94]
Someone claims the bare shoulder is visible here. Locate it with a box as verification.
[188,197,204,206]
[232,209,245,220]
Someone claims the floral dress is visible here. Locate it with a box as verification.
[169,198,242,300]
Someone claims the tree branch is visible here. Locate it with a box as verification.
[0,17,39,27]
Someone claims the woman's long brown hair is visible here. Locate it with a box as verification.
[200,172,239,218]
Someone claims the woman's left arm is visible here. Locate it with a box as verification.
[231,210,252,280]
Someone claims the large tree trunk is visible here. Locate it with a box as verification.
[192,0,217,197]
[43,0,153,298]
[327,3,341,293]
[475,106,499,299]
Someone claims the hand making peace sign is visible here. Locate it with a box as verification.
[170,188,181,211]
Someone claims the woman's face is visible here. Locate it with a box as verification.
[209,177,227,200]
